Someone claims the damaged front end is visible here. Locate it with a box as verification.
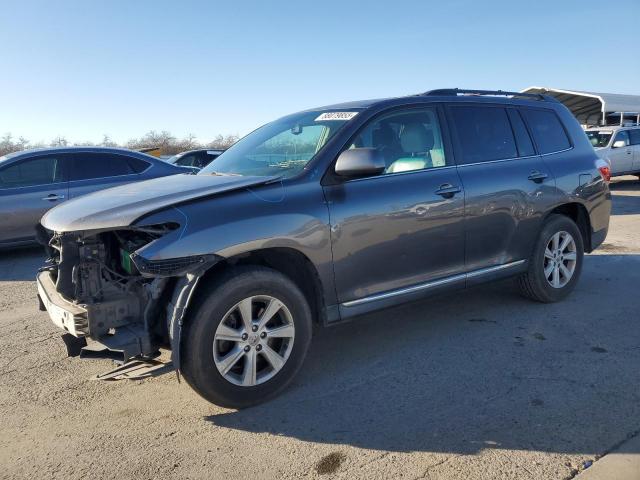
[37,223,218,367]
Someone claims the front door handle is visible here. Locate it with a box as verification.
[435,183,461,198]
[42,194,65,201]
[527,171,548,183]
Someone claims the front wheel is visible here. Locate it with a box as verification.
[518,214,584,303]
[181,266,312,408]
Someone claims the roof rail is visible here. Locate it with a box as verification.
[422,88,552,101]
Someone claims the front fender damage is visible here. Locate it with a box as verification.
[38,222,220,380]
[167,272,203,376]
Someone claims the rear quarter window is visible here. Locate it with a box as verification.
[522,109,571,154]
[127,156,151,173]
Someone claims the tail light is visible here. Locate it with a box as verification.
[596,159,611,183]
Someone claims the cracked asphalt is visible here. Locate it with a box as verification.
[1,176,639,480]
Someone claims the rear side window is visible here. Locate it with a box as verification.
[506,109,536,157]
[628,129,640,146]
[69,153,135,181]
[0,155,65,188]
[522,109,571,154]
[450,106,517,163]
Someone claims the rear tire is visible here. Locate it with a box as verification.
[181,266,312,409]
[518,214,584,303]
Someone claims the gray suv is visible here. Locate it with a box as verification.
[36,89,611,408]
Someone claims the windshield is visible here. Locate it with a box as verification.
[586,131,612,148]
[199,110,359,178]
[167,153,185,164]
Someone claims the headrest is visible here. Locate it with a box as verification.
[372,124,396,148]
[400,124,434,153]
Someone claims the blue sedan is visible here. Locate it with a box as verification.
[0,146,194,247]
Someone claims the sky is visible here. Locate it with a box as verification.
[1,0,639,145]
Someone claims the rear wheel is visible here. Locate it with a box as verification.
[181,266,312,408]
[518,214,584,303]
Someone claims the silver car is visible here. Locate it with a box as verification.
[0,146,194,248]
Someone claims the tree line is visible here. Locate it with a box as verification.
[0,131,239,157]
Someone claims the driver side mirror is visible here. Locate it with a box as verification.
[612,139,627,148]
[335,148,385,178]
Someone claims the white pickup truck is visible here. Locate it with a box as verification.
[586,125,640,178]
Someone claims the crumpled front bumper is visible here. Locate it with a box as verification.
[36,271,88,337]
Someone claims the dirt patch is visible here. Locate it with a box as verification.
[315,452,347,475]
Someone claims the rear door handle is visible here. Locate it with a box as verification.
[42,194,65,201]
[527,171,548,183]
[435,183,461,198]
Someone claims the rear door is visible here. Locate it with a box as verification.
[629,129,640,172]
[66,152,141,199]
[0,154,68,244]
[447,104,556,275]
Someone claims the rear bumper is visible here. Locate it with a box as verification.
[591,226,608,252]
[36,271,88,337]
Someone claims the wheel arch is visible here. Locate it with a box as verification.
[544,202,593,252]
[195,247,327,326]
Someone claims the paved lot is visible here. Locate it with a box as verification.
[1,177,639,480]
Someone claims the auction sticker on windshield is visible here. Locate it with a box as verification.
[315,112,359,121]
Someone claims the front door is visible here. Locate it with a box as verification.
[628,129,640,172]
[608,130,633,174]
[0,154,68,244]
[323,106,465,307]
[447,105,558,273]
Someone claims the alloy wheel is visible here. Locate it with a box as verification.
[543,231,577,289]
[213,295,295,386]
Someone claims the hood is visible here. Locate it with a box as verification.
[41,174,277,232]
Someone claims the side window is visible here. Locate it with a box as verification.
[127,156,150,173]
[522,109,571,154]
[175,154,198,167]
[507,109,536,157]
[450,106,517,163]
[629,129,640,146]
[69,153,135,181]
[349,107,448,174]
[612,130,630,147]
[0,155,65,188]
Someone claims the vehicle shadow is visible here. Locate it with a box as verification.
[0,246,44,281]
[610,178,640,215]
[206,254,640,455]
[609,176,640,192]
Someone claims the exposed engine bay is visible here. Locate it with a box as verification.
[37,223,216,366]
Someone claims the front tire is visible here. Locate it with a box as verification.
[181,266,312,409]
[518,214,584,303]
